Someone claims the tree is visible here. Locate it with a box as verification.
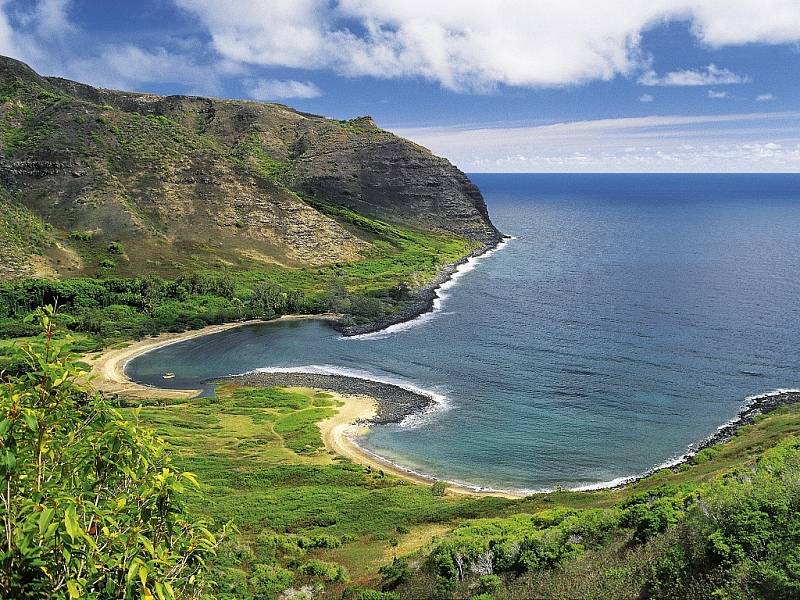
[0,306,218,599]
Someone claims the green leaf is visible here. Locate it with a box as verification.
[139,563,149,587]
[66,580,80,599]
[3,450,16,470]
[22,412,37,431]
[64,506,80,541]
[38,507,54,536]
[0,419,11,436]
[126,559,140,588]
[140,536,155,557]
[154,581,166,600]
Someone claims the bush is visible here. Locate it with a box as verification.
[298,559,348,582]
[250,564,294,599]
[478,574,502,594]
[0,307,218,598]
[643,438,800,598]
[68,230,92,241]
[380,558,410,590]
[107,241,124,254]
[432,480,448,496]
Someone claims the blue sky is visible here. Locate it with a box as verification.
[1,0,800,172]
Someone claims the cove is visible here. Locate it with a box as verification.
[127,173,800,492]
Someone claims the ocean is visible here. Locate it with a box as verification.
[127,173,800,492]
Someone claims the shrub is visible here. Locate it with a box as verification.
[380,558,410,590]
[478,574,502,594]
[107,241,124,254]
[250,563,294,599]
[298,559,349,582]
[643,438,800,598]
[68,230,92,241]
[432,480,448,496]
[0,307,218,598]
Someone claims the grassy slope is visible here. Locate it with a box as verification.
[124,383,800,599]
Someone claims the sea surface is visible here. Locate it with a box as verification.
[127,174,800,492]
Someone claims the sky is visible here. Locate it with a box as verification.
[1,0,800,172]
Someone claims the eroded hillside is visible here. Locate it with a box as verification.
[0,56,499,280]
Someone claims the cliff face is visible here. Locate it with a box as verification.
[0,56,500,279]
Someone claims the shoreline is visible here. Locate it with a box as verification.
[87,315,336,399]
[90,313,800,497]
[574,388,800,492]
[87,240,800,498]
[315,391,519,498]
[334,235,509,337]
[229,372,800,496]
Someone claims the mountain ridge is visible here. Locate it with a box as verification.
[0,55,500,280]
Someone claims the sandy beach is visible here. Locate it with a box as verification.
[317,392,520,498]
[87,315,334,399]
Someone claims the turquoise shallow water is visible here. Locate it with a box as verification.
[127,174,800,492]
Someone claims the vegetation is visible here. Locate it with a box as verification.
[0,308,219,599]
[113,376,800,599]
[0,209,474,346]
[3,310,800,598]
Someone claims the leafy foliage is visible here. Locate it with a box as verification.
[644,437,800,598]
[0,307,218,599]
[0,208,475,343]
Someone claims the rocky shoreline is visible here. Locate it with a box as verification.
[605,389,800,490]
[691,389,800,454]
[333,235,508,337]
[219,377,800,494]
[220,371,434,425]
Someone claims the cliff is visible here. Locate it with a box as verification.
[0,56,500,280]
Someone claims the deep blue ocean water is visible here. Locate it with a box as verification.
[127,174,800,492]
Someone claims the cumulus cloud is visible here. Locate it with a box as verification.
[175,0,800,91]
[392,112,800,172]
[756,93,776,101]
[707,90,731,98]
[638,64,749,86]
[2,1,800,95]
[639,94,654,102]
[245,78,322,100]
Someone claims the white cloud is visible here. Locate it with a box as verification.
[392,112,800,172]
[176,0,800,91]
[707,90,731,98]
[245,78,322,100]
[756,93,776,101]
[24,0,73,38]
[638,64,749,86]
[639,93,654,102]
[2,1,800,96]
